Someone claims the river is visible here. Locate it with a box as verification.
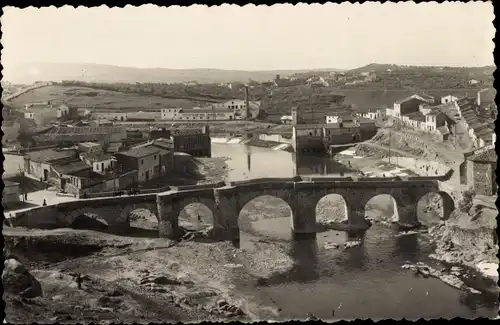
[209,143,499,320]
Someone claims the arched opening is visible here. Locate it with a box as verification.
[315,194,349,232]
[71,214,109,231]
[238,195,293,247]
[178,202,214,235]
[364,194,399,224]
[417,191,455,225]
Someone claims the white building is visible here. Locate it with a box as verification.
[24,111,35,119]
[80,152,115,174]
[326,113,356,124]
[161,108,183,120]
[441,95,459,104]
[56,104,70,118]
[356,111,379,120]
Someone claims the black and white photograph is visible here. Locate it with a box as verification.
[1,2,498,323]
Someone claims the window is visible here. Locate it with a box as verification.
[141,159,144,165]
[154,155,157,160]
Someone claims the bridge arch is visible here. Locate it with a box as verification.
[416,191,455,224]
[364,194,400,224]
[315,193,349,227]
[174,196,217,231]
[66,206,130,227]
[237,194,294,245]
[71,213,109,230]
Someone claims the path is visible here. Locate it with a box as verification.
[5,190,79,217]
[359,141,420,158]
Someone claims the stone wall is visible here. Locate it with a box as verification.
[8,194,159,229]
[471,161,496,196]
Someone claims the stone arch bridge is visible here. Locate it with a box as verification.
[9,176,456,241]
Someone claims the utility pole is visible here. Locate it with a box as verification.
[18,164,25,202]
[388,127,392,165]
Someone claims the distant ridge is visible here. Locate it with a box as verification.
[3,62,344,85]
[348,63,495,74]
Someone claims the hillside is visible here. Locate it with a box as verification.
[3,62,344,85]
[7,85,201,110]
[349,63,495,75]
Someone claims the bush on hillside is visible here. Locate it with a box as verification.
[458,188,476,213]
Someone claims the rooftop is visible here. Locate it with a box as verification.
[44,126,126,136]
[81,152,114,162]
[171,129,204,136]
[116,146,160,158]
[467,148,496,163]
[404,111,426,121]
[4,180,19,187]
[395,94,429,105]
[25,148,76,163]
[425,110,442,116]
[53,161,93,175]
[181,108,232,114]
[79,142,101,148]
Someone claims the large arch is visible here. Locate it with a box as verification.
[364,194,399,224]
[315,193,349,230]
[237,195,294,247]
[416,191,455,224]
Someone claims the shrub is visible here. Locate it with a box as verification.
[458,188,476,213]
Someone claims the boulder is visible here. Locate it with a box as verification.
[2,258,43,298]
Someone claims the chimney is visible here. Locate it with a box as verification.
[244,85,250,119]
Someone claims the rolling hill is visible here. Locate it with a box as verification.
[349,63,495,75]
[3,62,344,85]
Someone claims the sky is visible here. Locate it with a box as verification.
[1,2,495,71]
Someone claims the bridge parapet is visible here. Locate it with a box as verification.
[171,181,226,192]
[229,176,302,187]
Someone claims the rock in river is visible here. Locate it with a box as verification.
[2,258,43,298]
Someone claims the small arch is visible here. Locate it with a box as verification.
[417,191,455,224]
[71,214,109,230]
[364,194,399,224]
[238,195,293,245]
[178,201,215,233]
[315,193,349,231]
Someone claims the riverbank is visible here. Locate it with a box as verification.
[426,206,498,284]
[2,227,254,323]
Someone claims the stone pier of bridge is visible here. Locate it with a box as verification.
[154,177,453,242]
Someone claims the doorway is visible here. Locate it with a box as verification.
[43,169,49,181]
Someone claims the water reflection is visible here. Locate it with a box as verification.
[338,233,368,271]
[393,233,420,263]
[289,238,320,283]
[211,143,498,319]
[459,291,499,315]
[294,152,354,176]
[213,143,356,181]
[256,239,320,287]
